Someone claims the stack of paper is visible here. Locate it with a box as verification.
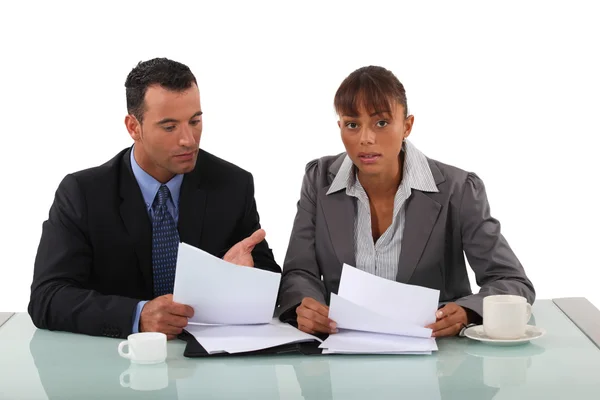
[319,264,440,354]
[185,319,321,354]
[173,243,320,353]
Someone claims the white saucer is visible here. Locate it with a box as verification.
[464,325,546,346]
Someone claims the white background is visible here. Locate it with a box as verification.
[1,0,599,314]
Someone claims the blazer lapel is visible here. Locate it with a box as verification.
[177,159,207,249]
[396,191,442,283]
[320,189,356,268]
[319,154,357,268]
[396,159,445,283]
[119,150,153,292]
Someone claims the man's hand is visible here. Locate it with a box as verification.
[139,294,194,340]
[223,229,266,267]
[426,303,469,337]
[296,297,337,335]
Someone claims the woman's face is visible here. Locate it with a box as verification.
[338,101,414,178]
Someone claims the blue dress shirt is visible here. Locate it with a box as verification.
[130,148,183,333]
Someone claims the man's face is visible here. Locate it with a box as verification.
[126,84,202,183]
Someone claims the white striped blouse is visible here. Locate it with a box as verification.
[326,140,439,281]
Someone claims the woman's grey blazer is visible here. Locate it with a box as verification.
[277,153,535,318]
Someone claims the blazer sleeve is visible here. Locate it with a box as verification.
[454,173,536,317]
[28,174,140,338]
[237,173,281,274]
[277,161,328,319]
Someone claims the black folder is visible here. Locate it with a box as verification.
[179,330,325,358]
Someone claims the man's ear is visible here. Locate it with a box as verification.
[125,114,141,140]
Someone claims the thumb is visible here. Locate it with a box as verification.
[241,229,266,249]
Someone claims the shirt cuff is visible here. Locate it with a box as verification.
[132,301,148,334]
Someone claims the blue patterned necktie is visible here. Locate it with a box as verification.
[151,185,180,297]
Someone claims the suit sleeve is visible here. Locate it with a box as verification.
[28,174,140,338]
[277,161,328,321]
[237,173,281,274]
[455,173,535,317]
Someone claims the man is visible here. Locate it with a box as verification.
[28,58,280,339]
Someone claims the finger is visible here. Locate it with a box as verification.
[164,325,185,336]
[161,294,174,301]
[163,314,189,329]
[297,305,333,331]
[297,314,332,334]
[428,313,460,332]
[169,303,195,318]
[297,322,316,335]
[427,308,457,328]
[241,229,266,249]
[301,298,330,318]
[436,304,460,319]
[297,316,331,334]
[432,322,463,338]
[143,322,183,337]
[427,319,451,333]
[167,334,177,340]
[436,306,467,328]
[429,310,466,334]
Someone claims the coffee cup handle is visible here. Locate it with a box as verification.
[118,340,133,360]
[525,303,532,324]
[119,371,130,388]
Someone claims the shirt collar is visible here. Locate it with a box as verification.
[326,139,439,195]
[130,147,183,208]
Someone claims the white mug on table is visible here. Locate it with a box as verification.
[118,332,167,364]
[483,295,532,339]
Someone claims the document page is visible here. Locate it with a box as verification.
[173,243,281,325]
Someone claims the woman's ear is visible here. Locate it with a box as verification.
[403,114,415,140]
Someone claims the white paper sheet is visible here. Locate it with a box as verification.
[173,242,281,325]
[320,330,437,353]
[328,294,432,338]
[322,350,432,355]
[185,319,321,354]
[338,264,440,327]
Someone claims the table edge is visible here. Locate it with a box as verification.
[0,312,15,328]
[553,297,600,349]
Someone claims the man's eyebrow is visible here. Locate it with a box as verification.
[157,118,178,125]
[157,111,203,125]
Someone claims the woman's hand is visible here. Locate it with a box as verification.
[426,303,469,337]
[296,297,338,334]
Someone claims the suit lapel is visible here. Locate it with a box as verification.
[320,189,356,268]
[119,150,153,292]
[396,191,442,283]
[177,165,207,248]
[396,159,445,283]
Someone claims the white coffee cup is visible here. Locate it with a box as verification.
[118,332,167,364]
[483,295,532,339]
[119,363,169,391]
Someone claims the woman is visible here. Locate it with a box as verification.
[277,66,535,337]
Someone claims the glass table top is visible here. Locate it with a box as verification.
[1,299,599,399]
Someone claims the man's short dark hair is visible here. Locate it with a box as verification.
[125,58,197,122]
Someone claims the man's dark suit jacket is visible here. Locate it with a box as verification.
[28,147,280,339]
